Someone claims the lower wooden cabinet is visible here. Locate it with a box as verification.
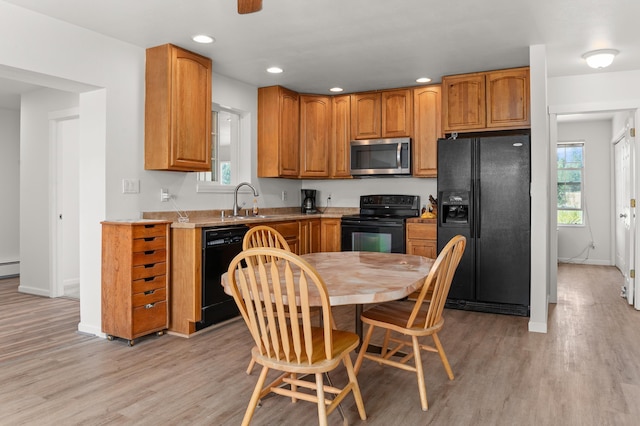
[320,218,341,252]
[270,221,301,254]
[101,220,170,346]
[406,219,437,259]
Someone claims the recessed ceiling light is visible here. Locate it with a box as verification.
[416,77,432,83]
[582,49,619,69]
[330,87,344,92]
[192,35,215,44]
[267,67,284,74]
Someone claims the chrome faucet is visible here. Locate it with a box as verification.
[233,182,259,216]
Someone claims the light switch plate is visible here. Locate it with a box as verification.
[122,178,139,194]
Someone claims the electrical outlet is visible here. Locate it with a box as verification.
[160,188,170,202]
[281,190,287,201]
[328,193,332,200]
[590,241,596,249]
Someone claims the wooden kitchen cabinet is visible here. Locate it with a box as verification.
[300,218,321,254]
[320,218,341,252]
[406,219,437,259]
[351,92,381,139]
[269,221,301,254]
[442,67,529,133]
[101,220,170,346]
[351,89,412,140]
[382,89,413,138]
[412,84,442,177]
[258,85,300,177]
[330,95,352,178]
[144,44,212,171]
[485,67,530,129]
[299,95,331,178]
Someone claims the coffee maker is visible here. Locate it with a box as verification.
[301,189,317,214]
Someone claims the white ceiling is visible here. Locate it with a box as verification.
[1,0,638,110]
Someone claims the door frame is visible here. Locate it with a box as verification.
[49,107,79,297]
[549,102,639,309]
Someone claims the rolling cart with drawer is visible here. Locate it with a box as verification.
[101,220,170,346]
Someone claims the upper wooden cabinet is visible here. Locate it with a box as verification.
[351,89,412,140]
[145,44,212,172]
[382,89,413,138]
[258,86,300,177]
[350,92,381,139]
[485,68,530,129]
[299,95,331,178]
[330,95,352,178]
[442,67,529,133]
[412,85,442,177]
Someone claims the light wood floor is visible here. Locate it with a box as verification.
[1,264,639,425]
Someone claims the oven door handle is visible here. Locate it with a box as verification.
[341,221,404,227]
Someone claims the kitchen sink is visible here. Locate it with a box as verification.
[230,215,276,220]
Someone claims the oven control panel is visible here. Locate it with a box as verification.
[360,194,419,209]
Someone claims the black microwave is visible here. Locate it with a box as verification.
[350,137,411,176]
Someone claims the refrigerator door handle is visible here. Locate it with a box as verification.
[470,177,475,238]
[476,178,481,238]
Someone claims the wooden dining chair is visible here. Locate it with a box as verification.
[242,225,291,375]
[243,225,291,253]
[353,235,466,411]
[227,247,367,426]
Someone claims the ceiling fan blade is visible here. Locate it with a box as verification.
[238,0,262,14]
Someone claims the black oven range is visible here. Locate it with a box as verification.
[341,194,420,253]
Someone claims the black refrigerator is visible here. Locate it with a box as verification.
[437,133,531,316]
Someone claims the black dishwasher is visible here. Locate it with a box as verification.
[197,225,249,331]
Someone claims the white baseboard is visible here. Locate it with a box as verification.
[528,321,548,333]
[78,322,105,338]
[557,258,612,266]
[18,284,50,297]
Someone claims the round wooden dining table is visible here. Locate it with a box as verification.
[222,251,434,338]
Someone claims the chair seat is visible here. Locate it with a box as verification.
[362,301,444,336]
[253,327,359,373]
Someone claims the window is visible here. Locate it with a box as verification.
[197,103,249,191]
[557,142,584,225]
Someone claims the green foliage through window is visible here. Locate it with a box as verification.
[557,143,584,225]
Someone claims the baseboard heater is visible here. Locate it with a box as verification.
[445,299,529,317]
[0,260,20,278]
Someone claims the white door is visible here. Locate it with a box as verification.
[614,133,631,297]
[50,109,80,298]
[614,117,637,309]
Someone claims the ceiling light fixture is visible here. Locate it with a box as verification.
[330,87,343,92]
[582,49,619,69]
[192,35,215,44]
[416,77,432,83]
[266,67,283,74]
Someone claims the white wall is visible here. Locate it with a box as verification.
[19,89,79,296]
[0,107,20,277]
[0,1,144,335]
[557,120,612,264]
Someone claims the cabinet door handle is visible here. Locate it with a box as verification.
[145,303,156,309]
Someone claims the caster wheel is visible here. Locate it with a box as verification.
[157,330,164,336]
[128,340,135,347]
[106,335,114,341]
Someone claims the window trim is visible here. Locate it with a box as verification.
[196,102,251,193]
[557,141,585,227]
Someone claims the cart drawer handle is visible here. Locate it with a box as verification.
[145,303,156,309]
[144,289,155,295]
